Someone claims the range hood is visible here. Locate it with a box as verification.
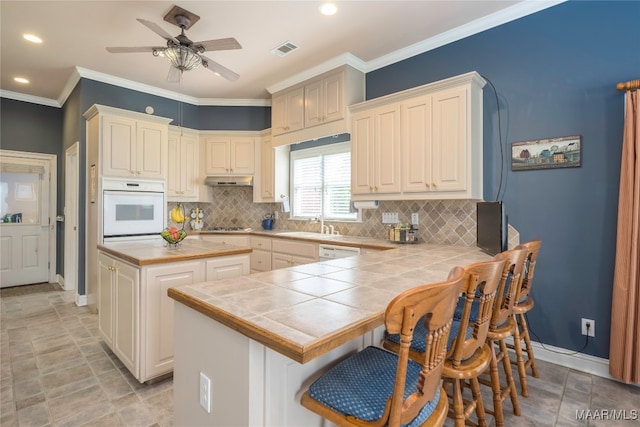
[204,176,253,187]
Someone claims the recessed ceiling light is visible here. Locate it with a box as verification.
[320,3,337,16]
[14,77,30,84]
[23,34,42,43]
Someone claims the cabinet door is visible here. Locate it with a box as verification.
[432,87,467,192]
[206,255,250,280]
[304,80,323,128]
[286,88,305,133]
[143,261,205,380]
[205,137,230,174]
[374,104,402,194]
[113,261,139,377]
[180,134,199,198]
[259,136,275,201]
[230,138,255,174]
[102,115,136,178]
[166,133,180,197]
[136,121,166,179]
[351,111,374,195]
[322,71,345,124]
[250,249,272,273]
[402,96,433,193]
[97,254,114,346]
[271,253,316,270]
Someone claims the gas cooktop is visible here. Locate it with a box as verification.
[206,227,252,232]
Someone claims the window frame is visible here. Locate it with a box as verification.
[289,141,360,222]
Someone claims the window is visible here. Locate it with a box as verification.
[290,142,357,221]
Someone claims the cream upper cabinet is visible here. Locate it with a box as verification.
[272,88,304,137]
[351,104,402,196]
[304,71,344,128]
[350,71,485,201]
[271,66,365,147]
[204,136,255,175]
[254,134,290,203]
[167,130,199,201]
[102,115,168,180]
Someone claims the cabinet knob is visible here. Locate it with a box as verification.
[258,260,262,264]
[432,182,437,187]
[374,186,378,191]
[425,183,430,188]
[369,185,373,191]
[230,168,233,172]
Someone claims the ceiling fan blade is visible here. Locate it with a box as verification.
[167,66,181,83]
[106,46,164,53]
[193,37,242,52]
[136,18,180,44]
[201,55,239,81]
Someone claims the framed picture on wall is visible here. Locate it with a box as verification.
[511,135,582,171]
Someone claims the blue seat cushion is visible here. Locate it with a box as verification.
[454,294,480,321]
[307,346,441,426]
[385,318,473,354]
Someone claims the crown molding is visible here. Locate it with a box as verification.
[266,53,367,94]
[0,90,61,108]
[367,0,567,72]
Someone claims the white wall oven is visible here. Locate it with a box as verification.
[102,179,165,242]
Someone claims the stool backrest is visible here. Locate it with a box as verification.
[448,259,506,367]
[491,248,528,329]
[515,239,542,303]
[383,266,464,426]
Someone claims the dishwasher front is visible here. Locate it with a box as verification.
[318,244,361,260]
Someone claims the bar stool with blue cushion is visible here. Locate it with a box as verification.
[384,259,505,427]
[507,239,542,397]
[478,248,528,427]
[300,267,465,427]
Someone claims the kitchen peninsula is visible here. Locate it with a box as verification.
[168,242,492,426]
[97,238,251,383]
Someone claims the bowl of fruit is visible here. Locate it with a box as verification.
[160,227,187,247]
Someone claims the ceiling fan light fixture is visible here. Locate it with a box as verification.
[164,45,202,71]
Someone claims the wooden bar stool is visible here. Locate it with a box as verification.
[383,259,505,427]
[301,267,464,427]
[478,247,528,427]
[508,239,542,397]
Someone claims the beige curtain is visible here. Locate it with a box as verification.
[609,89,640,384]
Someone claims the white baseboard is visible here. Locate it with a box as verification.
[56,274,64,288]
[530,340,612,379]
[75,293,87,307]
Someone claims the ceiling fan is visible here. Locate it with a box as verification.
[106,5,241,82]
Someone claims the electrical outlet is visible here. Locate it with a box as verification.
[199,372,211,413]
[382,212,399,224]
[581,318,595,337]
[411,213,419,225]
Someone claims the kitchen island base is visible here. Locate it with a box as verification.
[173,302,384,427]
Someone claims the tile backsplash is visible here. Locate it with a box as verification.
[169,187,519,247]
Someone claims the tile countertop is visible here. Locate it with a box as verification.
[167,243,493,364]
[97,238,252,266]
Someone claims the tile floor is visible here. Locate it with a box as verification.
[1,283,639,427]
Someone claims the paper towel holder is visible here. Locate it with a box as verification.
[352,200,379,210]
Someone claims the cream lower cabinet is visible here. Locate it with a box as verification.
[98,250,250,383]
[98,253,140,376]
[200,234,250,247]
[271,239,318,269]
[250,236,272,272]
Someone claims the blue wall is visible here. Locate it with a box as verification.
[367,0,640,358]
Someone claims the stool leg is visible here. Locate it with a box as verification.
[488,340,505,427]
[498,338,521,416]
[512,318,529,397]
[519,313,538,377]
[470,377,487,427]
[452,379,465,427]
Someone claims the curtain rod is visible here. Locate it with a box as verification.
[616,79,640,91]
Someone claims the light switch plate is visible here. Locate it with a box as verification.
[200,372,211,413]
[411,213,419,225]
[382,212,399,224]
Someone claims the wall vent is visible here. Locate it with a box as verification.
[271,41,299,57]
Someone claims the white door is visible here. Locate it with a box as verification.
[64,143,79,291]
[0,157,51,287]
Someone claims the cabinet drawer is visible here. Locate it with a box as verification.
[201,234,250,247]
[272,239,317,259]
[251,236,272,251]
[250,249,272,272]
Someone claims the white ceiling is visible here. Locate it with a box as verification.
[0,1,563,107]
